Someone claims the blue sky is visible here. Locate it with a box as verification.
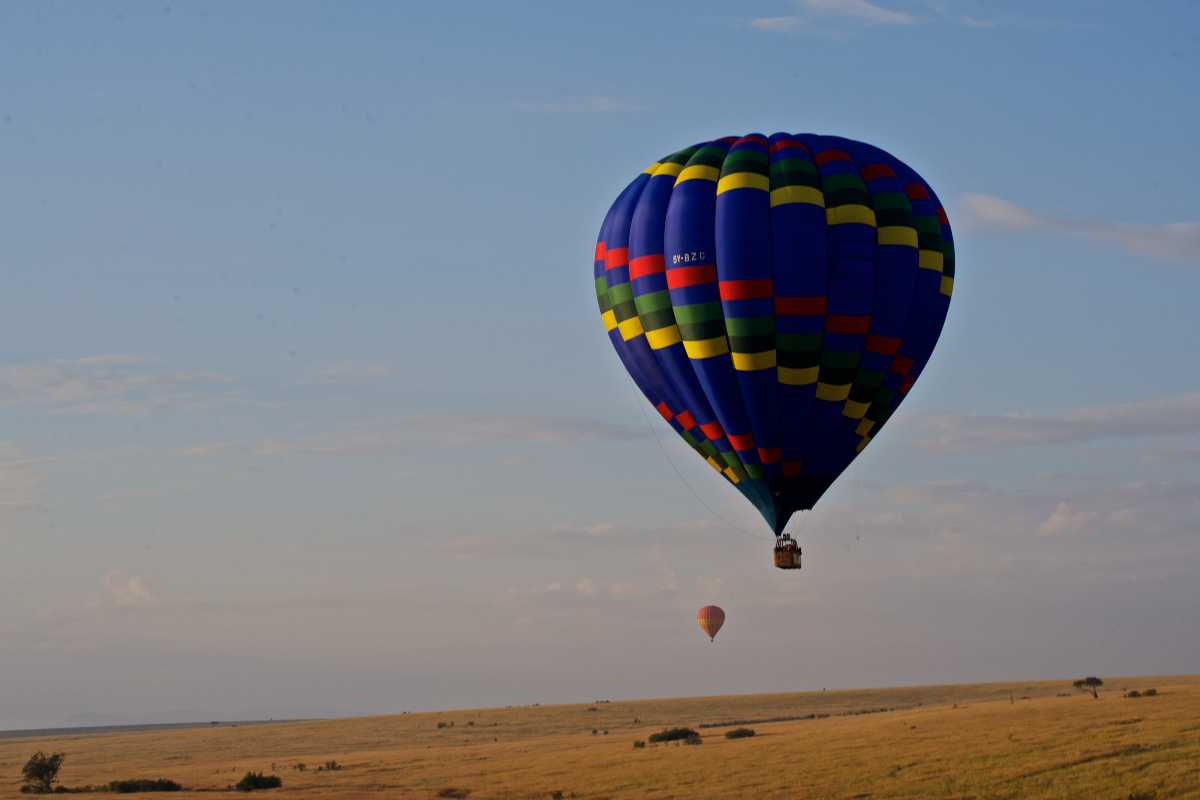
[2,0,1198,729]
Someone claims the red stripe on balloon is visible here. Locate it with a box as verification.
[719,279,774,301]
[666,264,718,289]
[768,139,807,154]
[676,410,696,430]
[727,432,756,451]
[782,461,803,477]
[825,315,871,334]
[814,149,853,166]
[700,420,725,440]
[628,254,665,280]
[604,247,629,271]
[904,183,931,200]
[757,446,782,463]
[860,163,897,181]
[865,334,902,355]
[775,296,826,316]
[890,355,915,375]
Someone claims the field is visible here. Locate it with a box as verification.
[3,675,1198,799]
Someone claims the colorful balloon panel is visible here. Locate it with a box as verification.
[697,605,726,640]
[594,133,954,535]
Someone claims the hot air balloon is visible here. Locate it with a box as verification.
[697,605,725,641]
[594,133,953,566]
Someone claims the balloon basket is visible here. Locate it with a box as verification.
[773,534,801,570]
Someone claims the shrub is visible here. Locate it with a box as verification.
[1145,688,1157,696]
[647,727,698,743]
[633,741,645,749]
[1126,690,1141,698]
[323,761,340,771]
[683,734,702,746]
[437,722,446,729]
[724,728,756,740]
[293,764,306,772]
[436,790,470,799]
[109,779,182,793]
[234,772,281,791]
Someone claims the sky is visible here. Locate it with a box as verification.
[1,0,1198,730]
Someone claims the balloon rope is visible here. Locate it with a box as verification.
[627,377,770,541]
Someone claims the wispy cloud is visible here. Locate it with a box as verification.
[1116,446,1200,465]
[99,569,161,607]
[0,356,239,415]
[750,0,912,31]
[193,464,265,474]
[0,465,53,526]
[260,413,648,457]
[511,97,648,113]
[96,484,194,502]
[960,193,1200,265]
[909,391,1200,454]
[179,443,249,457]
[750,16,807,32]
[1038,502,1094,536]
[287,361,406,387]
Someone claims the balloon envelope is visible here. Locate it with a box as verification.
[697,605,726,640]
[594,133,954,534]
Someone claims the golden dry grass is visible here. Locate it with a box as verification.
[3,674,1198,799]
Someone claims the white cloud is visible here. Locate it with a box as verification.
[512,97,648,113]
[576,578,598,596]
[100,570,161,606]
[751,0,911,30]
[960,193,1200,265]
[750,16,806,31]
[909,391,1200,453]
[491,587,537,605]
[260,413,648,457]
[0,356,239,414]
[545,583,562,591]
[179,443,248,457]
[799,0,911,24]
[1038,502,1094,536]
[610,580,636,597]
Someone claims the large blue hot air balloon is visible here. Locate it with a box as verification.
[593,133,953,544]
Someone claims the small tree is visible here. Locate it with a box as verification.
[22,751,66,793]
[1073,677,1104,698]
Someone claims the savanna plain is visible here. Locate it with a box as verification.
[3,675,1198,800]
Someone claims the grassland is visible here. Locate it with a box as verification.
[2,675,1198,799]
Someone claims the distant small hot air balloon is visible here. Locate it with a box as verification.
[697,605,725,641]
